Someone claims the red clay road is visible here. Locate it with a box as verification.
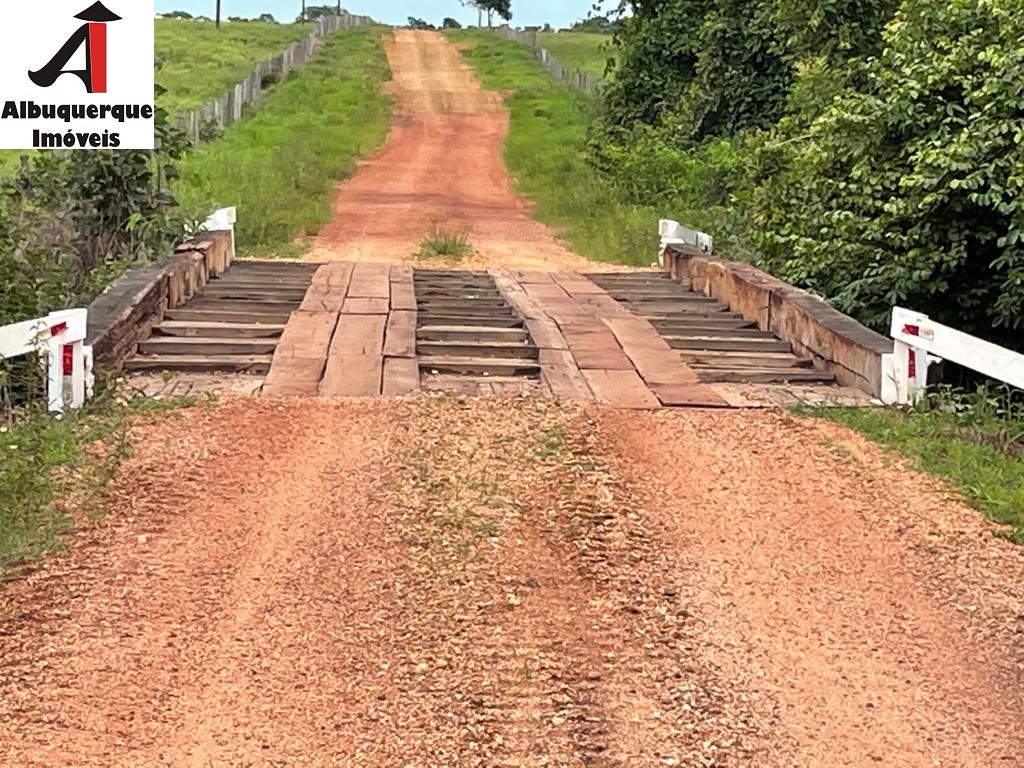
[1,398,1021,766]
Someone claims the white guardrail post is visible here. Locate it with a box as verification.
[203,206,237,261]
[883,306,1024,406]
[658,219,713,266]
[0,308,93,414]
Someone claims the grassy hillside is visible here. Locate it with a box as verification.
[538,32,615,79]
[155,19,311,115]
[177,27,392,256]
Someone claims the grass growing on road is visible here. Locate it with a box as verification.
[538,32,615,79]
[155,19,310,115]
[815,391,1024,543]
[415,230,474,262]
[446,30,657,267]
[177,27,392,256]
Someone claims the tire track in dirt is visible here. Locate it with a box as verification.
[1,398,1021,765]
[604,408,1024,766]
[307,30,607,272]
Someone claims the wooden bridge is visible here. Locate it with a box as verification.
[114,254,877,409]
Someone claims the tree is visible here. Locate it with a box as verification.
[257,13,277,23]
[407,17,435,29]
[442,17,462,28]
[752,0,1024,340]
[482,0,512,26]
[160,10,193,19]
[300,4,338,21]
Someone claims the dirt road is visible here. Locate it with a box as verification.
[307,30,604,271]
[1,397,1021,766]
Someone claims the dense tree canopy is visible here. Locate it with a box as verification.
[594,0,1024,341]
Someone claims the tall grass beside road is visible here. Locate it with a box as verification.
[177,27,392,256]
[538,32,615,79]
[447,30,678,267]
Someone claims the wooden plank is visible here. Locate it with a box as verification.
[154,321,286,338]
[514,271,555,284]
[522,283,570,302]
[320,354,383,396]
[539,349,594,401]
[125,354,271,374]
[301,263,352,312]
[417,341,538,359]
[383,311,417,358]
[330,314,386,356]
[273,310,338,359]
[524,318,568,351]
[580,369,660,409]
[603,316,702,386]
[690,367,836,384]
[347,263,391,299]
[138,337,278,356]
[262,356,327,397]
[342,297,389,315]
[390,280,417,311]
[417,325,528,343]
[551,273,606,295]
[164,308,293,324]
[382,357,420,396]
[390,264,414,282]
[560,324,634,371]
[650,383,730,409]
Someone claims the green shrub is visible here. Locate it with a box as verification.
[752,0,1024,340]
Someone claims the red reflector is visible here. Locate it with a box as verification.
[50,322,67,337]
[62,345,74,376]
[908,349,917,379]
[902,324,920,336]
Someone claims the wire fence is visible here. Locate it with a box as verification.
[175,12,375,144]
[494,26,601,92]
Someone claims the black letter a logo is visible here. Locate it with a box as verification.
[29,2,121,93]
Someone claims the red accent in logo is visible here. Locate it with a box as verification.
[88,23,107,93]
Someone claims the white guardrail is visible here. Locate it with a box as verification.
[0,308,93,413]
[659,219,714,258]
[883,307,1024,405]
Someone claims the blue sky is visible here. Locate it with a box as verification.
[154,1,597,29]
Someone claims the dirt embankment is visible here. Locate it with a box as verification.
[1,398,1020,766]
[307,30,604,272]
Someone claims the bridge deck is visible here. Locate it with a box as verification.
[127,260,869,408]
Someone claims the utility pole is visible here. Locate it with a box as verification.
[301,0,306,22]
[215,0,221,28]
[337,0,342,14]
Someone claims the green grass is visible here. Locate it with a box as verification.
[811,390,1024,543]
[176,27,392,256]
[444,29,660,266]
[155,19,311,115]
[414,229,473,261]
[0,392,204,570]
[538,32,615,79]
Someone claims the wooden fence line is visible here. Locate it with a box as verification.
[175,13,375,143]
[494,26,601,92]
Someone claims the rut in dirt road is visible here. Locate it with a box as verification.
[308,30,601,271]
[1,397,1022,766]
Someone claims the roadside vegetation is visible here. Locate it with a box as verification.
[537,32,614,78]
[177,26,392,256]
[446,30,661,266]
[155,19,310,115]
[589,0,1022,349]
[0,392,204,570]
[812,390,1024,543]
